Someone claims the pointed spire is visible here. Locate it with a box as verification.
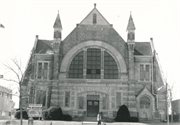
[53,11,62,29]
[126,12,136,31]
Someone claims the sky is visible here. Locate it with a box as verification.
[0,0,179,108]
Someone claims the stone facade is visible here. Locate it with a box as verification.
[23,4,167,122]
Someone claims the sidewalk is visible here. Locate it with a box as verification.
[147,122,180,125]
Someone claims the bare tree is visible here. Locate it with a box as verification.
[2,57,30,125]
[164,72,177,123]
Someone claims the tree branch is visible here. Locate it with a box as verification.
[2,78,19,84]
[3,62,21,82]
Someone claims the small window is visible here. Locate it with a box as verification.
[102,97,108,109]
[128,32,135,40]
[93,13,97,24]
[78,97,84,109]
[116,92,121,108]
[38,63,43,79]
[65,92,70,107]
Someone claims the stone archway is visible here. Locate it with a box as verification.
[77,90,109,117]
[60,40,127,78]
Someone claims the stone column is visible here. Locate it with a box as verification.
[83,48,87,79]
[101,49,104,79]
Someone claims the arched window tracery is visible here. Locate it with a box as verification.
[69,48,118,79]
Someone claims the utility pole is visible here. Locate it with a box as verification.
[170,90,173,122]
[166,82,169,125]
[20,81,23,125]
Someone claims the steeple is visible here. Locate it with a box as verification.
[53,11,62,40]
[127,12,135,42]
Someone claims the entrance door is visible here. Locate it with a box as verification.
[87,100,99,117]
[139,97,151,120]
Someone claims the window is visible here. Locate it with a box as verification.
[104,51,118,79]
[78,97,84,109]
[93,13,97,24]
[37,62,49,79]
[102,97,108,109]
[68,48,119,79]
[140,64,150,81]
[116,92,121,108]
[128,32,135,40]
[36,90,46,106]
[140,97,150,109]
[65,92,70,107]
[69,51,83,78]
[87,48,101,79]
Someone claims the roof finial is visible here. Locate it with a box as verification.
[130,11,132,15]
[58,10,59,13]
[94,3,96,8]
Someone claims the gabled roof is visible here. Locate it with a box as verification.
[53,12,62,29]
[134,49,143,55]
[79,4,110,25]
[136,86,154,98]
[134,42,152,56]
[126,14,136,31]
[35,40,54,54]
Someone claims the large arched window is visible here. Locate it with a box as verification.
[68,48,118,79]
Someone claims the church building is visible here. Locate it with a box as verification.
[22,4,167,122]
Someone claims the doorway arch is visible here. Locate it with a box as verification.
[139,96,152,120]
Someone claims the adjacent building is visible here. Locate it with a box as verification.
[172,99,180,115]
[0,85,14,119]
[22,4,167,122]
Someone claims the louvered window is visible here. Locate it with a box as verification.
[93,13,97,24]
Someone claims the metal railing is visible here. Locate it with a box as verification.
[78,111,86,122]
[101,112,108,122]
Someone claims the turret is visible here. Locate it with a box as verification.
[53,11,62,40]
[127,12,135,80]
[127,12,136,42]
[53,11,62,79]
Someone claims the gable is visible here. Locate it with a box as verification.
[62,25,127,58]
[35,40,54,54]
[136,86,154,99]
[80,7,110,25]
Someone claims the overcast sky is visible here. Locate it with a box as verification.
[0,0,179,108]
